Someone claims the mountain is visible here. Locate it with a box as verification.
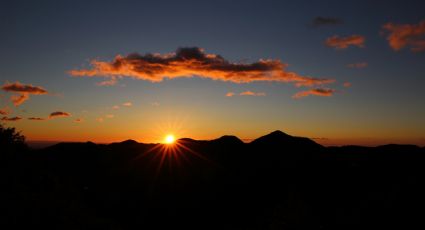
[1,131,425,229]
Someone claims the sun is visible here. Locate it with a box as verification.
[164,134,175,144]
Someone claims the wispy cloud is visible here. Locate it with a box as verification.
[1,116,22,121]
[347,62,368,69]
[382,19,425,52]
[69,47,334,88]
[28,117,45,121]
[0,107,11,115]
[96,117,104,122]
[227,91,266,97]
[49,111,71,119]
[122,102,132,107]
[292,88,336,99]
[105,114,114,118]
[1,82,48,106]
[112,105,120,110]
[312,17,343,27]
[226,92,235,97]
[343,82,352,88]
[325,35,365,49]
[74,118,84,123]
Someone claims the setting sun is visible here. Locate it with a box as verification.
[164,134,175,144]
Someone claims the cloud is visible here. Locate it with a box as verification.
[1,116,22,121]
[312,17,343,27]
[1,82,48,106]
[226,92,235,97]
[69,47,334,88]
[74,118,84,123]
[151,102,160,107]
[382,20,425,52]
[96,117,104,122]
[122,102,132,107]
[105,114,114,118]
[96,77,118,86]
[28,117,45,121]
[0,107,11,115]
[226,91,266,97]
[112,105,120,110]
[325,35,365,49]
[49,111,71,119]
[292,88,336,99]
[240,91,266,96]
[347,62,368,69]
[2,82,48,94]
[343,82,352,88]
[10,93,29,106]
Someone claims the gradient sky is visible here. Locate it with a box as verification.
[1,0,425,146]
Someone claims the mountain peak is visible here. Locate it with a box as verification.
[119,139,139,145]
[213,135,244,144]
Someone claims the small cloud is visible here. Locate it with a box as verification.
[1,116,22,121]
[96,117,104,122]
[382,19,425,52]
[343,82,352,88]
[226,91,266,97]
[239,91,266,96]
[28,117,45,121]
[96,77,118,86]
[151,102,160,107]
[105,114,114,118]
[122,102,132,107]
[312,17,343,27]
[226,92,235,97]
[0,107,11,115]
[112,105,120,110]
[1,82,48,106]
[347,62,368,69]
[293,88,336,99]
[325,35,365,49]
[10,93,29,106]
[49,111,71,119]
[74,118,84,123]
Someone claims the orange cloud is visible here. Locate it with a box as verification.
[226,91,266,97]
[74,118,84,123]
[382,20,425,52]
[96,117,104,122]
[1,82,48,106]
[28,117,45,121]
[112,105,120,110]
[325,35,365,49]
[10,93,29,106]
[69,47,334,88]
[292,88,336,99]
[105,114,114,118]
[49,111,71,119]
[1,116,22,121]
[0,107,11,115]
[347,62,368,69]
[226,92,235,97]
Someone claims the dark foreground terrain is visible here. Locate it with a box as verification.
[2,131,425,229]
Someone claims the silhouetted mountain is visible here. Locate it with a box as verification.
[251,130,323,149]
[1,131,425,229]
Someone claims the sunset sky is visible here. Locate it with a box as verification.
[1,0,425,146]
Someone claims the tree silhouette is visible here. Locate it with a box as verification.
[0,123,27,155]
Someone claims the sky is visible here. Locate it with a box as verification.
[1,0,425,146]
